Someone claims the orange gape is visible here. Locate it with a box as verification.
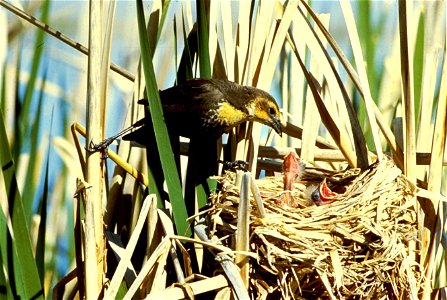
[312,178,338,206]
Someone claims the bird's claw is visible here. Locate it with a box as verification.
[219,160,249,172]
[86,137,114,156]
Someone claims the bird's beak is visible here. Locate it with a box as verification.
[270,117,282,137]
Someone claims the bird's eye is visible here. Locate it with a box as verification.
[268,107,276,115]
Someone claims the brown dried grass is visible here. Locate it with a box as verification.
[207,157,422,299]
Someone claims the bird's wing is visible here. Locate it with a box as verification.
[160,79,224,112]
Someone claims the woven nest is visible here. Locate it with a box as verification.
[206,157,422,299]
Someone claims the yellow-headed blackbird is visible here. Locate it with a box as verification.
[121,78,282,143]
[88,78,284,264]
[93,78,282,215]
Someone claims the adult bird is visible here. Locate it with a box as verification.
[95,78,282,213]
[123,78,282,142]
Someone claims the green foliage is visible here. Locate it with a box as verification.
[0,0,446,297]
[136,0,190,237]
[0,109,43,299]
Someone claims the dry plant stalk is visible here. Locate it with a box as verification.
[84,1,104,296]
[84,1,115,296]
[207,157,422,299]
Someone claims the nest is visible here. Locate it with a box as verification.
[206,157,422,299]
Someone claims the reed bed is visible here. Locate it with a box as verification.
[1,1,445,299]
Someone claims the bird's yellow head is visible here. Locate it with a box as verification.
[246,94,282,136]
[210,80,282,135]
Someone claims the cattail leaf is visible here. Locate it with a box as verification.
[136,0,190,237]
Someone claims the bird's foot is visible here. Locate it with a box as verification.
[86,137,115,157]
[218,160,249,172]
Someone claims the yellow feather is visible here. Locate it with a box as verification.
[217,101,247,126]
[254,109,270,123]
[253,96,276,123]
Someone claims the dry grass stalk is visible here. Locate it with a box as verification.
[0,0,134,82]
[84,2,103,295]
[146,274,229,300]
[398,0,417,182]
[235,173,251,287]
[422,48,447,296]
[298,0,403,169]
[340,1,383,161]
[105,195,154,298]
[207,157,422,299]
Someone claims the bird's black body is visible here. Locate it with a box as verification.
[91,79,283,277]
[93,79,281,217]
[117,78,282,218]
[123,78,282,143]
